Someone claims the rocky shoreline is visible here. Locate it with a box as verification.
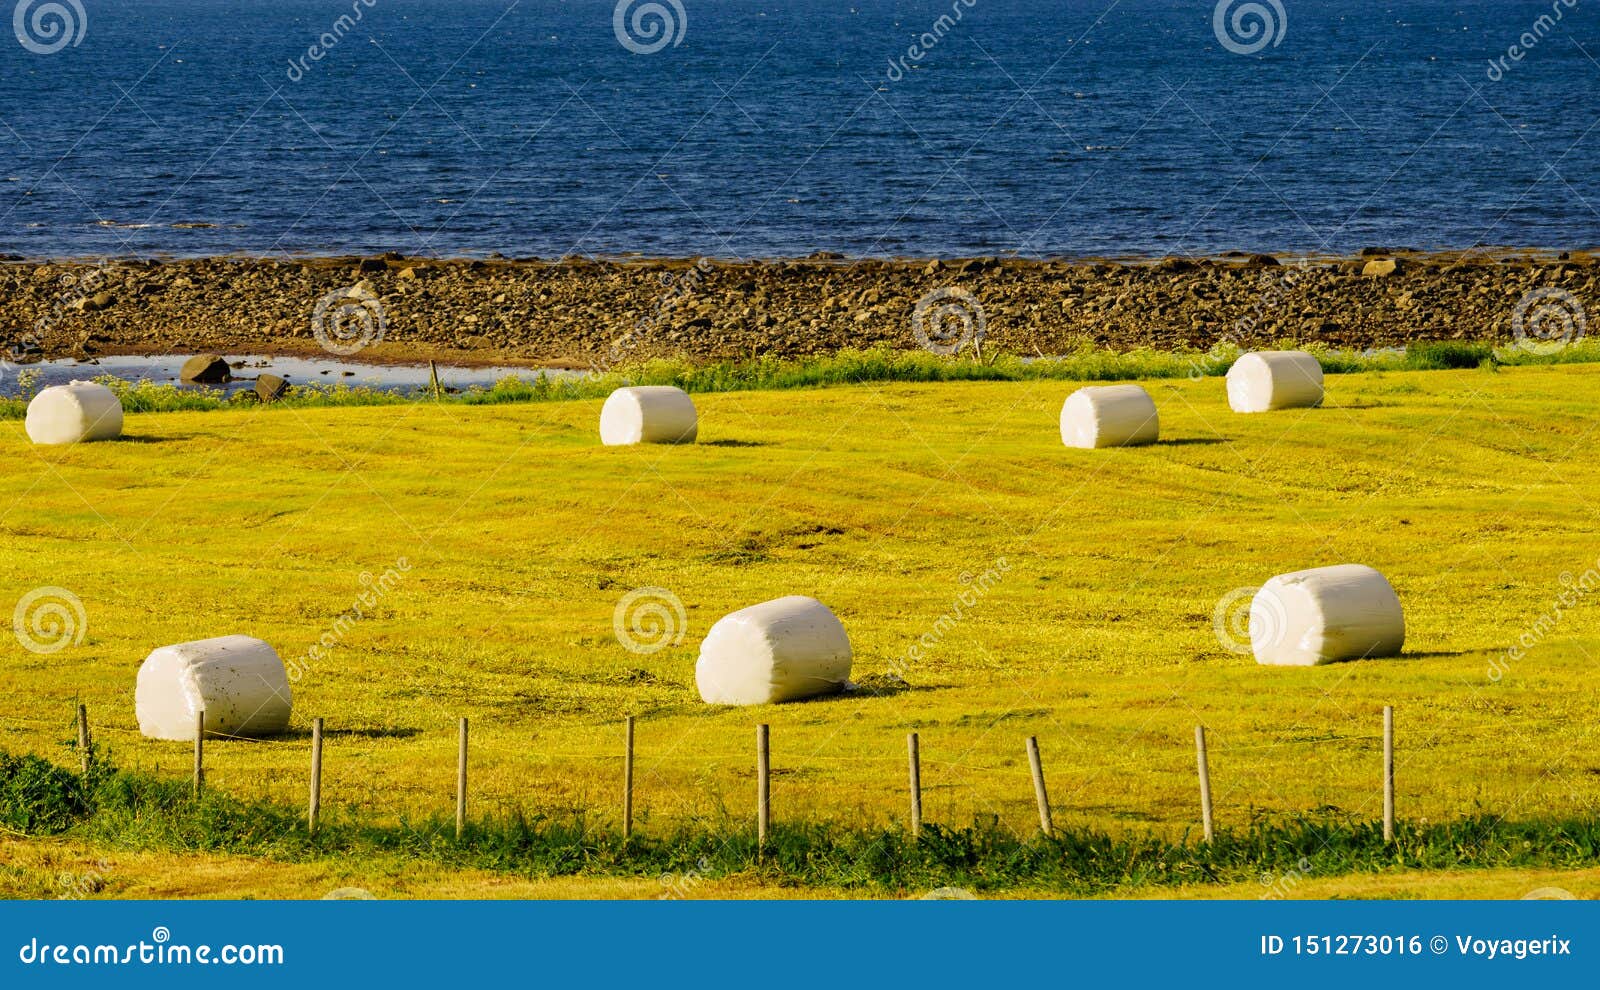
[3,251,1596,367]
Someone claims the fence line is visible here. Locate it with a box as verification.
[0,713,1394,751]
[28,706,1407,844]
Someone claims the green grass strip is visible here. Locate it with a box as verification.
[3,340,1595,421]
[7,750,1599,895]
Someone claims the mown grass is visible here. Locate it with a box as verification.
[5,750,1598,896]
[6,361,1600,896]
[2,340,1594,420]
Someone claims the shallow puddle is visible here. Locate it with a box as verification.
[0,354,581,397]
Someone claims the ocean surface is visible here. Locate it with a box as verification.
[0,0,1596,259]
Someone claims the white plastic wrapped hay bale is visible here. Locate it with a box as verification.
[25,381,123,445]
[599,386,698,445]
[1059,384,1159,448]
[135,635,293,740]
[696,596,852,705]
[1250,564,1405,666]
[1226,351,1323,413]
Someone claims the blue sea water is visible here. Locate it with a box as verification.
[0,0,1595,259]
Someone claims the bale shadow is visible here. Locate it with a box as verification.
[273,726,422,741]
[1161,437,1232,446]
[1399,649,1470,660]
[116,435,181,444]
[701,439,768,448]
[665,677,942,713]
[838,676,947,700]
[843,679,911,698]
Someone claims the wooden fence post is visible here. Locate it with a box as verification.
[1026,736,1051,836]
[757,724,771,849]
[907,732,922,839]
[309,717,324,834]
[456,717,469,841]
[76,704,90,777]
[192,709,205,800]
[1383,706,1395,843]
[1195,725,1214,842]
[623,715,636,842]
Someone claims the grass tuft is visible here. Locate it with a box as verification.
[0,752,93,835]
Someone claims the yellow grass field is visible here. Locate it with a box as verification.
[4,363,1600,880]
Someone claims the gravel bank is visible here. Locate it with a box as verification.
[3,251,1596,366]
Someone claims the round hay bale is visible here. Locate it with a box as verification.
[1060,384,1159,448]
[1250,564,1405,666]
[24,381,123,445]
[695,595,852,705]
[599,386,698,446]
[1226,351,1323,413]
[135,635,293,740]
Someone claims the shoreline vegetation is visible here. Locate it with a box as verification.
[2,250,1596,367]
[3,340,1597,420]
[5,750,1599,897]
